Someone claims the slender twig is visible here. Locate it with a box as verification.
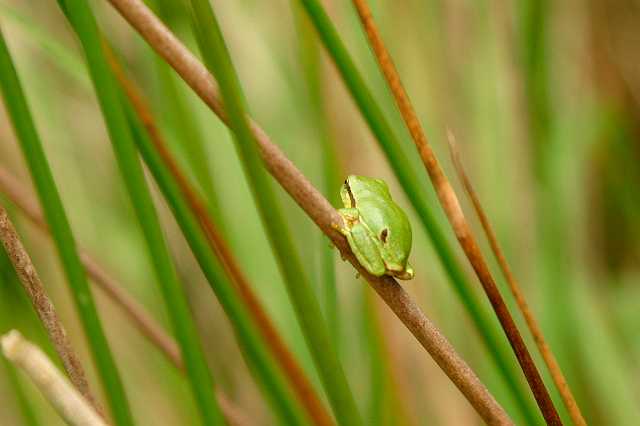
[447,132,586,426]
[99,0,512,423]
[2,330,107,426]
[349,1,561,423]
[105,45,335,426]
[0,167,250,426]
[0,204,100,414]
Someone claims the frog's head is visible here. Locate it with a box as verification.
[340,175,390,208]
[340,177,356,208]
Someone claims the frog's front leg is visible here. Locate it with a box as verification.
[345,222,386,277]
[334,208,360,234]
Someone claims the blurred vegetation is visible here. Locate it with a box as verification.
[0,0,639,425]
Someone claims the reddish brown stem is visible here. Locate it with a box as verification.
[0,168,248,426]
[350,0,561,424]
[0,203,101,415]
[448,132,586,426]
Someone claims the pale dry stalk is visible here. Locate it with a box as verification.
[2,330,107,426]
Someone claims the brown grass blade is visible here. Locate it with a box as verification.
[447,131,586,426]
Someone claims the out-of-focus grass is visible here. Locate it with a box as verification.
[122,78,308,425]
[0,0,639,424]
[0,24,134,425]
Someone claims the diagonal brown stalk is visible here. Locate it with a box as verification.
[0,167,248,426]
[447,132,586,426]
[0,203,101,415]
[100,0,512,423]
[349,0,561,424]
[105,45,335,426]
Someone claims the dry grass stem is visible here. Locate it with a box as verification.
[0,168,248,426]
[1,330,107,426]
[447,132,586,426]
[101,0,512,422]
[105,46,335,426]
[0,203,100,414]
[350,0,560,423]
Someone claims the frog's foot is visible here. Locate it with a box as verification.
[333,208,358,237]
[338,207,359,225]
[388,262,415,280]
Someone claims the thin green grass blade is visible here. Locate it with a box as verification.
[147,1,221,223]
[122,97,308,426]
[1,359,39,426]
[574,283,640,424]
[185,1,363,424]
[361,291,387,426]
[294,1,540,423]
[54,1,227,423]
[0,4,91,91]
[0,27,134,426]
[152,63,222,219]
[290,1,341,352]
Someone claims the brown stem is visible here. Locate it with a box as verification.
[447,132,586,425]
[349,0,561,424]
[100,0,512,423]
[0,168,248,426]
[105,46,335,426]
[0,203,101,415]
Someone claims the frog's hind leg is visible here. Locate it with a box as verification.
[345,222,386,277]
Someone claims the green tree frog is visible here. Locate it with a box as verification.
[337,175,415,280]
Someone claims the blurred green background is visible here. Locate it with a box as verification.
[0,0,639,424]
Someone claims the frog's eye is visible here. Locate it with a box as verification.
[344,180,356,207]
[380,228,389,243]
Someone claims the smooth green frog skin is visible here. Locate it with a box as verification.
[337,175,414,280]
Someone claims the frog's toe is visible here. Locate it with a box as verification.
[338,207,360,222]
[392,264,415,280]
[383,260,413,280]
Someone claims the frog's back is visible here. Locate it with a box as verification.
[347,176,392,202]
[348,176,412,256]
